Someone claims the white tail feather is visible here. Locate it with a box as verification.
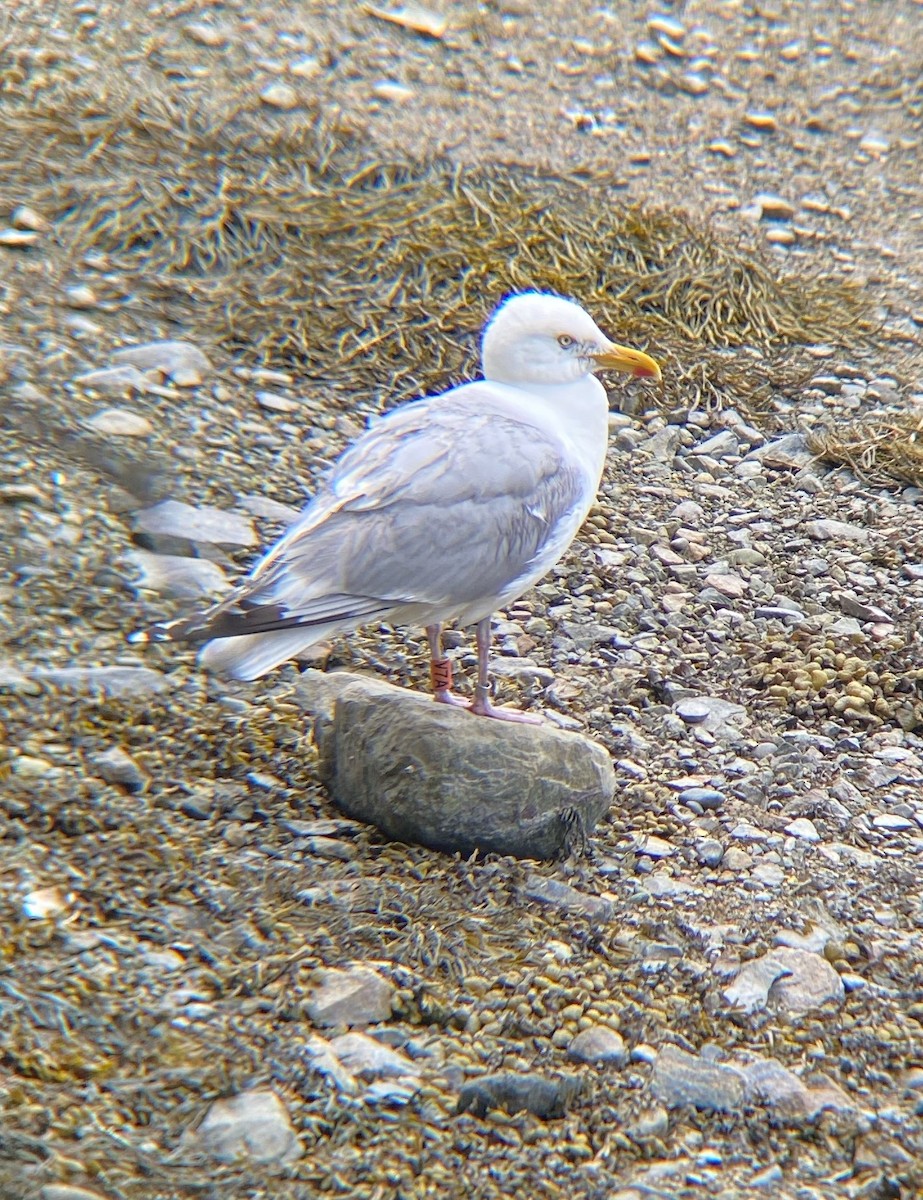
[197,628,334,681]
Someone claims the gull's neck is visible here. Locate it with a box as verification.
[489,373,610,484]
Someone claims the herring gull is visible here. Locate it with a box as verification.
[134,292,661,721]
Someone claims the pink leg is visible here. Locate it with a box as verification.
[468,616,542,724]
[426,624,469,708]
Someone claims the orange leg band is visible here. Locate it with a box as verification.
[430,657,453,693]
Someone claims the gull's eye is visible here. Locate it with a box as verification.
[557,334,576,349]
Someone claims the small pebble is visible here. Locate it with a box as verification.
[260,82,300,110]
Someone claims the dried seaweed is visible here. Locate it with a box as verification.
[807,409,923,489]
[0,74,874,426]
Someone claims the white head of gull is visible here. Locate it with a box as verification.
[134,291,661,722]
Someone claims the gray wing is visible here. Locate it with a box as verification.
[165,385,590,642]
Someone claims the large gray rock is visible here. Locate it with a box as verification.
[295,671,615,860]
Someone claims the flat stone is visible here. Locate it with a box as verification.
[650,1045,745,1113]
[112,340,212,387]
[41,1188,108,1200]
[85,407,153,436]
[260,81,300,109]
[679,787,725,810]
[776,925,835,955]
[568,1026,627,1066]
[190,1088,301,1164]
[23,885,69,919]
[75,365,154,394]
[63,285,96,309]
[750,1165,784,1189]
[703,572,747,599]
[643,425,683,461]
[751,862,785,887]
[693,430,738,458]
[741,1057,857,1121]
[747,433,815,470]
[12,203,50,232]
[803,519,869,543]
[299,671,615,859]
[859,131,889,156]
[770,947,845,1015]
[785,817,820,841]
[0,661,39,694]
[642,872,696,899]
[306,965,394,1027]
[0,227,40,246]
[674,696,749,735]
[31,666,169,697]
[328,1032,417,1080]
[731,822,768,842]
[753,605,805,623]
[12,754,52,778]
[237,493,303,524]
[304,1033,361,1095]
[840,595,891,622]
[633,834,674,858]
[126,550,230,599]
[456,1072,582,1119]
[872,813,915,832]
[134,499,257,548]
[524,876,613,920]
[753,191,794,218]
[723,955,790,1014]
[828,616,864,637]
[183,21,228,47]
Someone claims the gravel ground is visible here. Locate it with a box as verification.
[2,3,923,1199]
